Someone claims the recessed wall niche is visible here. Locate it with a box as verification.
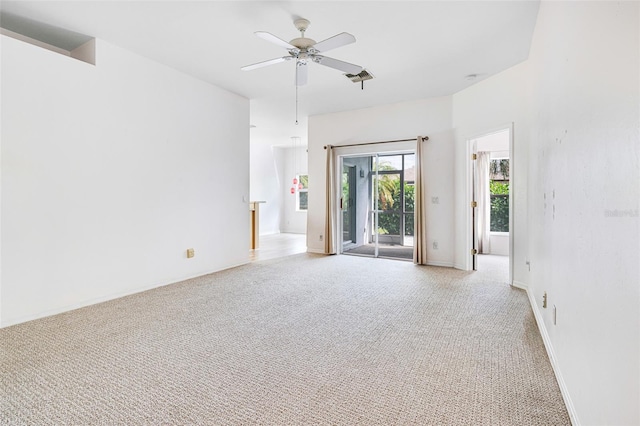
[0,13,95,65]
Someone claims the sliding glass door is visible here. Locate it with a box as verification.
[342,153,414,261]
[375,171,403,245]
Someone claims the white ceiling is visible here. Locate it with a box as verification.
[0,1,540,145]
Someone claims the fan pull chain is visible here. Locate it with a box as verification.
[295,83,299,125]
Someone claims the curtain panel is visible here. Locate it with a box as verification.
[325,145,338,254]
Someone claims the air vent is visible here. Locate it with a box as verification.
[344,69,374,83]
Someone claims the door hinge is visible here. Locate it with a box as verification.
[472,153,477,160]
[471,201,477,208]
[471,249,478,255]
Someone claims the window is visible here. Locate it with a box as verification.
[489,159,509,232]
[297,174,308,211]
[371,153,415,240]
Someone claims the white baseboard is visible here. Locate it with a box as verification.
[512,280,528,290]
[0,259,250,329]
[306,248,326,255]
[426,260,454,268]
[525,287,580,426]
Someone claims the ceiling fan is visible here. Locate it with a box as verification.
[241,18,363,86]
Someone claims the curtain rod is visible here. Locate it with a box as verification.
[323,136,428,149]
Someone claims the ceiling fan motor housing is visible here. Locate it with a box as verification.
[290,37,316,49]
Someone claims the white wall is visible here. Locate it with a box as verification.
[307,97,454,266]
[453,2,639,424]
[452,61,529,275]
[489,234,508,256]
[249,142,281,235]
[1,36,250,326]
[249,139,309,236]
[475,129,510,153]
[526,2,639,425]
[275,145,308,234]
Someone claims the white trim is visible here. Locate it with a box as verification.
[507,123,514,292]
[525,287,580,426]
[306,248,326,255]
[464,123,514,281]
[426,260,454,268]
[335,144,417,260]
[333,141,415,157]
[453,262,467,270]
[511,280,528,290]
[464,138,474,271]
[0,260,250,328]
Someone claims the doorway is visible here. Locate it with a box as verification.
[469,127,513,281]
[341,153,415,261]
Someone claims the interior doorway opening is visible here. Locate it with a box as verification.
[340,152,415,261]
[469,127,513,281]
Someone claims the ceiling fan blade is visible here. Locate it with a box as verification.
[255,31,296,50]
[312,32,356,53]
[295,62,308,86]
[241,56,291,71]
[313,55,363,75]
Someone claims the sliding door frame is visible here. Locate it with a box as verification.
[332,140,416,257]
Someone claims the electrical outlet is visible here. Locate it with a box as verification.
[187,248,195,258]
[525,260,530,271]
[432,241,438,250]
[543,291,547,308]
[319,235,323,241]
[553,305,557,325]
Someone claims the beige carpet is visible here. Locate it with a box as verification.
[1,254,570,425]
